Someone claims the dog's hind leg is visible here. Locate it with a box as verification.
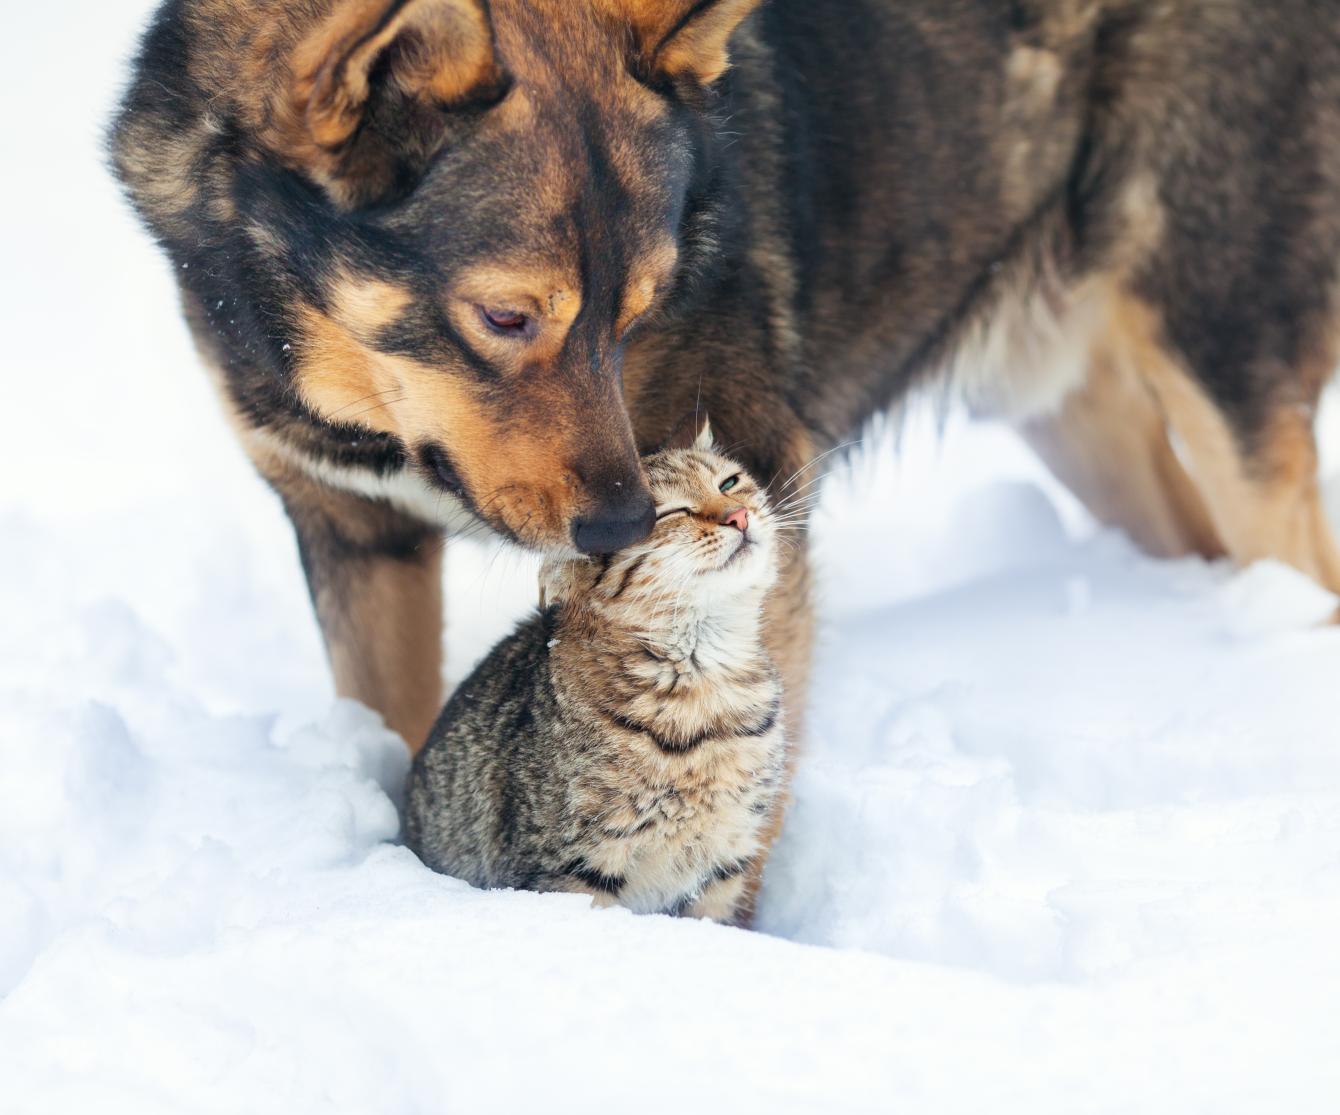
[1109,289,1340,596]
[1020,335,1225,560]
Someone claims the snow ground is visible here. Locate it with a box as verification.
[4,2,1340,1111]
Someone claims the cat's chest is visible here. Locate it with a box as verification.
[635,750,768,839]
[579,728,784,914]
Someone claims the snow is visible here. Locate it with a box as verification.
[4,2,1340,1111]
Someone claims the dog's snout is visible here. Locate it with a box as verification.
[572,487,655,555]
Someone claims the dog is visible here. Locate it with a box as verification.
[111,0,1340,913]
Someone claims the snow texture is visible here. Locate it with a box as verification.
[3,3,1340,1111]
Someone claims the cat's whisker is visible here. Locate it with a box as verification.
[324,385,405,421]
[772,439,861,497]
[345,392,408,423]
[772,474,830,508]
[769,502,815,517]
[768,500,818,518]
[773,483,825,506]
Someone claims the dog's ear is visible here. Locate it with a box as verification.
[278,0,505,207]
[616,0,766,86]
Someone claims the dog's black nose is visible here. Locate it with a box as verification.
[572,493,656,555]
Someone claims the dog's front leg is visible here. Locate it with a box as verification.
[736,529,814,924]
[264,459,446,753]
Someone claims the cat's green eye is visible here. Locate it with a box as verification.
[719,475,740,494]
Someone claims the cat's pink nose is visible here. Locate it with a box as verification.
[721,507,749,532]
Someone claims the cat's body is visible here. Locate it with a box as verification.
[404,438,784,924]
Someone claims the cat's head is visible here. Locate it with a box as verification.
[541,420,777,611]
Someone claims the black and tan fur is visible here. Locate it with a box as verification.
[405,436,784,922]
[112,1,1340,912]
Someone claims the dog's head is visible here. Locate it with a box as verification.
[216,0,762,554]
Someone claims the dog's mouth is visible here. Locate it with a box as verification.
[416,441,581,554]
[419,443,468,502]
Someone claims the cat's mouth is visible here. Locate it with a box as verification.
[719,533,754,570]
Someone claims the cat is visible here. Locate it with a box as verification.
[404,425,785,925]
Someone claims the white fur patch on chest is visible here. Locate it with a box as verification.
[308,456,477,532]
[262,431,479,533]
[948,273,1103,422]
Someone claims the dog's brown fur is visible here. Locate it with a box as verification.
[113,1,1340,908]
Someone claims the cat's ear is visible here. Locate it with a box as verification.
[694,417,716,453]
[661,410,714,453]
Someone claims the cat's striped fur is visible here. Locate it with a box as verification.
[404,431,784,923]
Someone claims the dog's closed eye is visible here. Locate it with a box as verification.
[478,306,534,337]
